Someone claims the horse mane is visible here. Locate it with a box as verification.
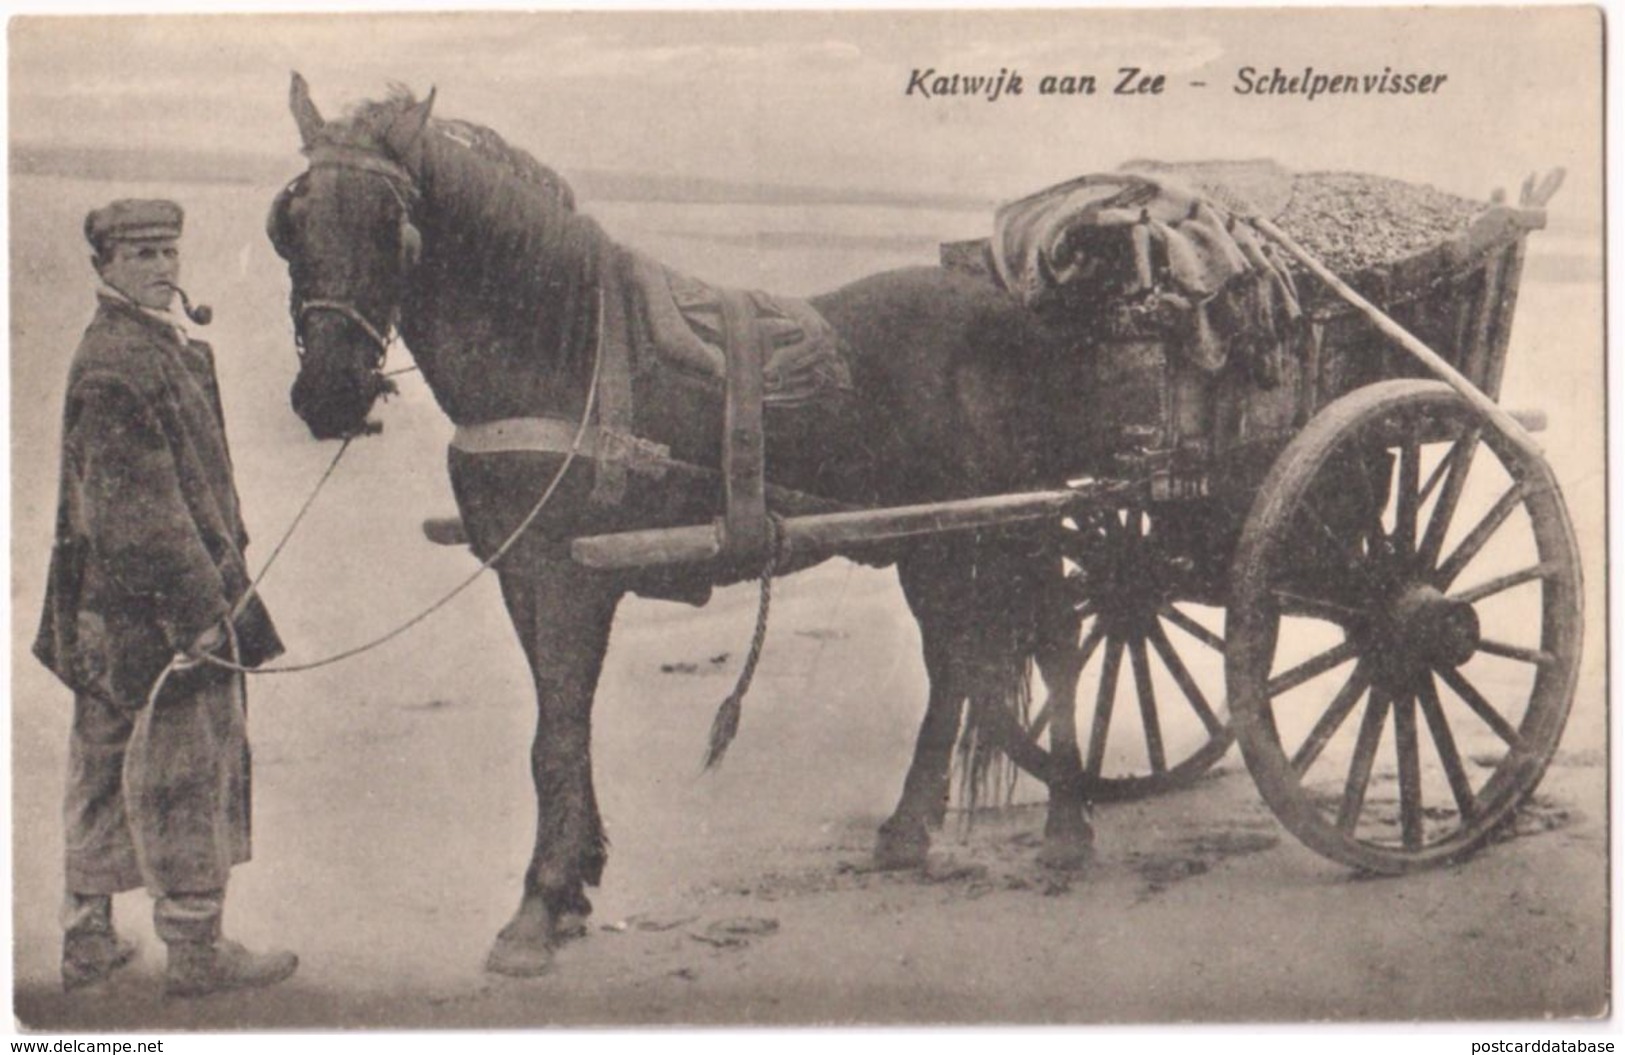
[318,87,608,372]
[320,86,577,211]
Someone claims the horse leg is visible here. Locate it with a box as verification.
[486,562,622,977]
[874,632,963,869]
[873,551,971,870]
[1033,615,1094,870]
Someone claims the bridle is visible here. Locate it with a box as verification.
[289,147,422,370]
[299,297,395,360]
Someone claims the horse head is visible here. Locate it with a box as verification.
[270,72,434,439]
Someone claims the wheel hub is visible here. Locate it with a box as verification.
[1372,583,1480,682]
[1067,514,1174,635]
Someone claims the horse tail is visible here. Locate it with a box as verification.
[955,650,1036,815]
[952,529,1053,815]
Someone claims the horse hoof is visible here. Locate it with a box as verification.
[872,827,930,871]
[552,913,589,942]
[485,937,554,977]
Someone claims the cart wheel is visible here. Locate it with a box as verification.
[1028,506,1234,801]
[1227,380,1582,873]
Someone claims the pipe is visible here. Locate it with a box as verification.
[164,283,212,325]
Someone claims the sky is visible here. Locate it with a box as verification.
[6,7,1605,216]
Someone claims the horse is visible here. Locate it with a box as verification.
[267,73,1095,976]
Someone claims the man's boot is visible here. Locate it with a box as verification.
[157,891,298,999]
[61,894,137,992]
[164,939,299,998]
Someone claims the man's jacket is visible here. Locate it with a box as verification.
[34,294,283,705]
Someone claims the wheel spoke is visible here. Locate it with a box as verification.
[1159,604,1224,652]
[1027,700,1053,744]
[1363,514,1389,557]
[1451,562,1560,606]
[1147,621,1225,736]
[1075,619,1108,668]
[1417,673,1478,822]
[1357,450,1390,555]
[1337,689,1391,834]
[1290,661,1373,775]
[1393,692,1425,850]
[1267,639,1359,698]
[1415,438,1456,508]
[1084,637,1125,780]
[1477,638,1556,667]
[1129,637,1167,774]
[1394,441,1421,556]
[1417,428,1482,569]
[1274,589,1364,625]
[1433,482,1529,589]
[1436,666,1524,750]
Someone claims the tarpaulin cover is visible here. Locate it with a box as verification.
[991,170,1305,380]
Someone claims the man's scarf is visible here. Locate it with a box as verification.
[96,282,190,343]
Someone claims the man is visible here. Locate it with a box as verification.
[34,199,298,997]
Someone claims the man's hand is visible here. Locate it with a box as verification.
[172,621,227,671]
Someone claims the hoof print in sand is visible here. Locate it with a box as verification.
[689,916,780,949]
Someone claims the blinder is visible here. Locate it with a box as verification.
[266,176,304,261]
[268,167,419,274]
[398,214,422,273]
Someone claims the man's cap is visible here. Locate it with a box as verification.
[84,199,183,248]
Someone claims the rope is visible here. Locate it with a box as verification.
[702,513,787,770]
[145,611,246,710]
[230,438,351,621]
[192,290,607,677]
[146,443,349,707]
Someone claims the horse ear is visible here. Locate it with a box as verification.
[385,86,436,158]
[290,71,325,147]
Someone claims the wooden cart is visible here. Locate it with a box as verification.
[572,172,1582,875]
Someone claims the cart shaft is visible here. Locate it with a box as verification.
[571,486,1095,570]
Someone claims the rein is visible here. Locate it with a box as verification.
[187,293,603,679]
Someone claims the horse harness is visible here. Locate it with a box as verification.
[248,135,785,761]
[281,145,780,568]
[450,286,775,566]
[277,147,421,371]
